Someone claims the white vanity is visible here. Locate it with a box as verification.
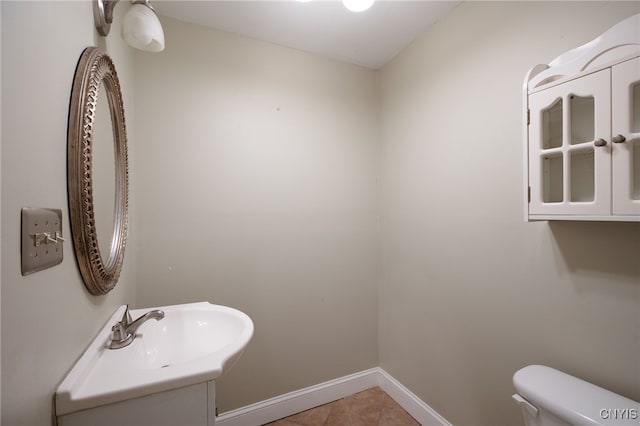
[523,13,640,221]
[55,302,253,426]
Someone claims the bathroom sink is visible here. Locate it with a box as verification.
[132,305,251,369]
[55,302,253,416]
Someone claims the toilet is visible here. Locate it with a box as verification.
[513,365,640,426]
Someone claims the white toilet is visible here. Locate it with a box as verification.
[513,365,640,426]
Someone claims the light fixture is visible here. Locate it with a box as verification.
[342,0,375,13]
[296,0,375,12]
[93,0,165,52]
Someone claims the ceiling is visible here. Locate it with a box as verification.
[154,1,461,69]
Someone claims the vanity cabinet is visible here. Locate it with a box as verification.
[56,381,217,426]
[524,14,640,221]
[55,302,252,426]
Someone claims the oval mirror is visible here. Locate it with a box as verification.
[68,47,129,295]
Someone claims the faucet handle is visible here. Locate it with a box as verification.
[120,304,132,326]
[109,320,134,349]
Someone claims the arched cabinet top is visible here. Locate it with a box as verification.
[526,13,640,92]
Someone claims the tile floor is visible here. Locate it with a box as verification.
[263,387,420,426]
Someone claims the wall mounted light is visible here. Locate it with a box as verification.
[296,0,375,12]
[93,0,165,52]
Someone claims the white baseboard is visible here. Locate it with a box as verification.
[215,367,451,426]
[377,369,452,426]
[215,368,379,426]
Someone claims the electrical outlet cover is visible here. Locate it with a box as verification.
[21,207,64,275]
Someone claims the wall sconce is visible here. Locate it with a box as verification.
[297,0,375,13]
[93,0,165,52]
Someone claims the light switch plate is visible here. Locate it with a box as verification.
[21,207,64,275]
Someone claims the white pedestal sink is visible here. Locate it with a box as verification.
[55,302,253,426]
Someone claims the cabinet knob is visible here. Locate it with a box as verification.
[612,134,626,143]
[594,138,607,147]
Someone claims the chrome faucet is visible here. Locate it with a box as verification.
[109,305,165,349]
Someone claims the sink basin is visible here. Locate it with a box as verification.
[55,302,253,416]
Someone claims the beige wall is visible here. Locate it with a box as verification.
[2,2,640,425]
[132,17,379,412]
[1,2,136,425]
[379,2,640,426]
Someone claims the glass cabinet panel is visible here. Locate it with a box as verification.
[570,95,594,145]
[570,149,595,202]
[542,98,563,149]
[542,154,563,203]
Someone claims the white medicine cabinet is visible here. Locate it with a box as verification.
[523,14,640,222]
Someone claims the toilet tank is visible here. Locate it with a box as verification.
[513,365,640,426]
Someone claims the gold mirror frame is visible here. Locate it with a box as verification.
[68,47,129,295]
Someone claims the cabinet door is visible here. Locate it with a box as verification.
[612,57,640,216]
[528,69,611,216]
